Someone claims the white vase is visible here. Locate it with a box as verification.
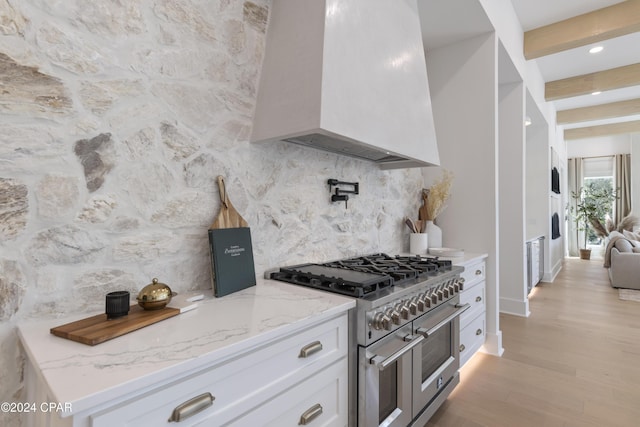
[425,221,442,249]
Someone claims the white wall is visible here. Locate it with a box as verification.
[566,135,632,158]
[479,0,565,284]
[499,79,529,317]
[424,32,503,357]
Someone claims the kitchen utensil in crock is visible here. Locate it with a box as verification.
[405,217,418,234]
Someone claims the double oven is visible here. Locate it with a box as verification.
[359,293,468,426]
[270,254,467,427]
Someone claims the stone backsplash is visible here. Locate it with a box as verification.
[0,1,423,423]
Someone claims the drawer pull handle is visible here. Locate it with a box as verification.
[299,340,323,358]
[476,329,483,336]
[299,403,323,425]
[459,344,466,352]
[475,296,482,302]
[168,392,214,422]
[475,269,482,275]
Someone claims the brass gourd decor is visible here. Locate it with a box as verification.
[136,278,176,310]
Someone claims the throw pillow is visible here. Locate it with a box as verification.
[623,229,640,240]
[615,239,634,252]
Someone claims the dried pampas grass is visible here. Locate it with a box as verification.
[420,170,454,221]
[617,215,640,232]
[589,217,608,238]
[598,214,639,237]
[606,216,615,234]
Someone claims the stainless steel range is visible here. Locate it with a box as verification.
[270,253,468,427]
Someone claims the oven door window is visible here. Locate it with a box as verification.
[421,322,451,382]
[378,362,398,422]
[412,303,462,417]
[359,325,414,427]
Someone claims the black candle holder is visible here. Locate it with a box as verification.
[105,291,130,319]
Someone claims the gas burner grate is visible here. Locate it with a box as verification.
[270,264,393,298]
[271,253,453,298]
[324,253,451,281]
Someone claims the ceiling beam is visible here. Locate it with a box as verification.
[524,0,640,59]
[545,63,640,101]
[564,120,640,140]
[557,98,640,124]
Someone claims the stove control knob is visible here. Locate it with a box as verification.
[429,291,439,305]
[442,285,450,299]
[421,293,432,309]
[395,303,410,320]
[447,282,456,296]
[371,312,392,331]
[410,297,423,313]
[436,288,444,301]
[385,308,401,325]
[457,277,465,291]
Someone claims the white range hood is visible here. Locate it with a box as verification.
[250,0,440,169]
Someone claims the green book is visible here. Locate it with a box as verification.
[208,227,256,297]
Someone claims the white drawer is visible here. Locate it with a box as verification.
[459,281,485,329]
[229,357,348,427]
[460,261,485,289]
[459,313,485,367]
[91,314,348,427]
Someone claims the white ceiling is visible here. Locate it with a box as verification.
[419,0,640,135]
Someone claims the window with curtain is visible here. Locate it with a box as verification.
[567,154,632,257]
[583,157,614,245]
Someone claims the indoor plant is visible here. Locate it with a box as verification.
[570,181,616,260]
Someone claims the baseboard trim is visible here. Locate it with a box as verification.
[500,297,530,317]
[481,331,504,357]
[542,259,563,282]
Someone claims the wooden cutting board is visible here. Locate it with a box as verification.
[208,175,256,297]
[210,176,248,229]
[50,305,180,346]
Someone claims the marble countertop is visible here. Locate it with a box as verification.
[444,252,488,266]
[17,278,355,416]
[401,251,488,266]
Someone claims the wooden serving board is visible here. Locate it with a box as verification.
[50,305,180,346]
[208,176,256,297]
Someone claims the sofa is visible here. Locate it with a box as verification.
[604,230,640,289]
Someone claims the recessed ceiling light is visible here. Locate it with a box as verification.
[524,116,532,126]
[592,91,602,95]
[589,46,604,54]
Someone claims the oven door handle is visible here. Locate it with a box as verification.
[369,334,425,371]
[415,303,470,339]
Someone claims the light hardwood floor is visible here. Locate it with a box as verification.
[426,257,640,427]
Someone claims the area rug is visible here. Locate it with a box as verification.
[619,288,640,302]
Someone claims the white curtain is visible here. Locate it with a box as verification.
[614,154,632,224]
[567,158,583,256]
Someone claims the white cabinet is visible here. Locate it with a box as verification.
[26,314,348,427]
[89,314,348,427]
[231,358,348,426]
[456,255,487,367]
